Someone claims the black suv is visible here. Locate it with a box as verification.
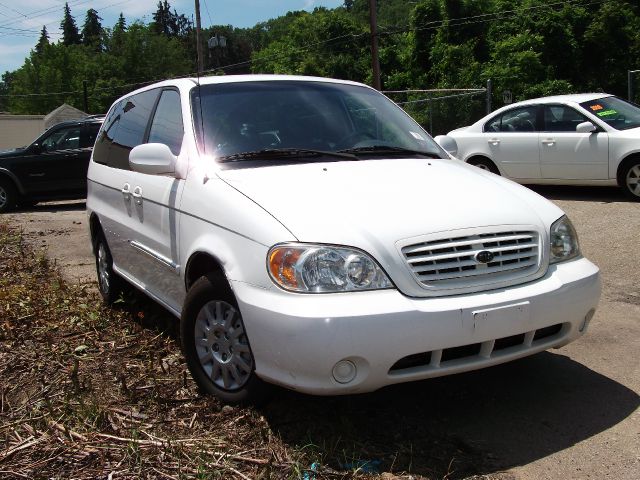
[0,116,103,212]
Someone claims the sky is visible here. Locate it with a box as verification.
[0,0,344,74]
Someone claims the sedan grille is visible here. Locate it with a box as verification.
[401,230,540,290]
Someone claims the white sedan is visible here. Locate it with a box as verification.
[439,94,640,200]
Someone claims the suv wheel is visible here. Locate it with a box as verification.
[0,178,17,213]
[181,273,271,405]
[621,160,640,201]
[95,233,122,304]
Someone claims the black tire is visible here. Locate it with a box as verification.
[0,178,17,213]
[94,232,122,304]
[468,157,500,175]
[180,273,271,405]
[619,159,640,201]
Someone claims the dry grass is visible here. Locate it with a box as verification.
[0,222,494,479]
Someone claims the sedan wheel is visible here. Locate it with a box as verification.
[624,163,640,200]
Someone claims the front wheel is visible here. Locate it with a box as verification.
[0,178,17,213]
[180,273,271,405]
[468,157,500,175]
[621,160,640,201]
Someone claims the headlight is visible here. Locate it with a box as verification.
[268,244,393,293]
[549,215,580,264]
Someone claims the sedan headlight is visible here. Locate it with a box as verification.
[268,244,393,293]
[549,215,580,264]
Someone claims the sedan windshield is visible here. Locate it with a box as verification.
[191,80,444,162]
[579,96,640,131]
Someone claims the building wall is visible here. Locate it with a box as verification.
[0,115,45,150]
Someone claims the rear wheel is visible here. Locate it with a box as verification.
[180,273,271,405]
[0,178,17,213]
[468,157,500,175]
[620,159,640,201]
[94,232,122,304]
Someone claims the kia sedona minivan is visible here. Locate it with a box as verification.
[87,75,601,404]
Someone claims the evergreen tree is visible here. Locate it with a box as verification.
[82,8,104,51]
[35,26,50,55]
[152,1,172,36]
[60,3,81,45]
[111,13,127,51]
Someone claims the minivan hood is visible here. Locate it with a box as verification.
[217,158,563,246]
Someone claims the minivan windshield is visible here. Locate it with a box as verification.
[579,96,640,131]
[191,80,444,162]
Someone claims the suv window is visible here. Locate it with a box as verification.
[83,122,101,148]
[485,106,538,132]
[148,89,183,156]
[544,105,590,132]
[94,89,160,170]
[41,126,81,151]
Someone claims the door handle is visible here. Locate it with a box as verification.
[542,139,556,146]
[121,183,131,200]
[132,186,143,205]
[488,138,500,146]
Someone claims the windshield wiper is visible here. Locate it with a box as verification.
[218,148,357,163]
[338,145,442,158]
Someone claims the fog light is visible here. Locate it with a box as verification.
[332,360,357,384]
[580,309,595,332]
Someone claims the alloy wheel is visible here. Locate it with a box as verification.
[97,242,110,294]
[194,300,253,390]
[626,165,640,198]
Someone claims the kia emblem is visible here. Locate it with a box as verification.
[475,250,495,264]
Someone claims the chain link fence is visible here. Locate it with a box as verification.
[385,88,489,136]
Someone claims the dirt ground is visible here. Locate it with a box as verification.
[4,185,639,480]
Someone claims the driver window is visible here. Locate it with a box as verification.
[544,105,590,132]
[41,127,81,151]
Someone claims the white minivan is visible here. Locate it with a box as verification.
[87,75,601,404]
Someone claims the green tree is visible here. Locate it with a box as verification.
[35,26,50,55]
[82,9,104,52]
[60,3,81,45]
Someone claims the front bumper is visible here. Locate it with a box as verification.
[233,257,601,395]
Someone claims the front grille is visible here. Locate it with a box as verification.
[401,230,540,289]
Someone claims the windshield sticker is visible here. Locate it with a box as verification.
[596,109,617,117]
[409,131,425,140]
[589,104,603,111]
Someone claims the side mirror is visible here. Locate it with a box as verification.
[576,121,597,133]
[31,143,42,154]
[129,143,177,175]
[434,135,458,158]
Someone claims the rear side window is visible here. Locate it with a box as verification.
[148,90,184,155]
[485,106,538,132]
[83,122,101,148]
[93,89,160,170]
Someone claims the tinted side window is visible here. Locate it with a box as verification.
[83,123,101,148]
[109,89,159,170]
[485,106,538,132]
[148,90,184,155]
[544,105,589,132]
[41,126,81,151]
[93,100,122,166]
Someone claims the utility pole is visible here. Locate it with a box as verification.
[82,79,89,113]
[369,0,381,90]
[629,70,640,102]
[195,0,204,76]
[486,78,492,114]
